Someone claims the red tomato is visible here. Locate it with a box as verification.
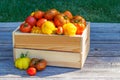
[34,10,44,19]
[36,18,47,28]
[19,23,32,33]
[26,67,36,76]
[64,10,73,19]
[54,14,70,27]
[25,16,37,26]
[44,9,59,20]
[56,26,64,35]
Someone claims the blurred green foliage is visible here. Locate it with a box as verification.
[0,0,120,22]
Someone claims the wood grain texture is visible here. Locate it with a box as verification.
[13,34,82,53]
[0,22,120,80]
[14,48,81,68]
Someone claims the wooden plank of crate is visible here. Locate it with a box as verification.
[13,48,81,68]
[13,32,82,53]
[80,23,90,68]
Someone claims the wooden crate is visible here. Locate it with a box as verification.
[12,22,90,68]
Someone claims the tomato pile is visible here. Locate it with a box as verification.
[14,52,47,76]
[19,9,86,36]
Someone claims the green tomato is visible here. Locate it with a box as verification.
[15,53,31,70]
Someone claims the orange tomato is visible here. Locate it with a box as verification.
[64,10,73,19]
[44,9,59,20]
[34,10,44,19]
[54,14,70,27]
[36,18,47,28]
[74,23,85,35]
[56,26,64,35]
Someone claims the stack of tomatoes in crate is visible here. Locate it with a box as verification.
[19,8,86,36]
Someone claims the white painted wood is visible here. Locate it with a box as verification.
[14,48,81,68]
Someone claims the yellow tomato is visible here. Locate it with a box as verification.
[41,21,57,34]
[15,53,31,70]
[63,23,77,36]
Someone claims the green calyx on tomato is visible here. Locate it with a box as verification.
[63,15,68,20]
[15,52,31,70]
[71,15,86,26]
[20,51,28,58]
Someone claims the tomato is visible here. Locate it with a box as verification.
[36,18,47,28]
[26,67,36,76]
[44,9,59,20]
[56,26,64,35]
[64,10,73,19]
[71,15,86,26]
[54,14,70,27]
[29,58,40,68]
[25,16,37,26]
[15,53,31,70]
[41,21,57,34]
[34,10,44,19]
[35,59,47,71]
[63,23,77,36]
[71,15,86,35]
[19,23,32,33]
[75,23,85,35]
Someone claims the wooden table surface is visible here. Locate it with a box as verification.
[0,22,120,80]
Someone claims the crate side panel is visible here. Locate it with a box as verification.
[14,48,81,68]
[14,34,82,53]
[80,22,90,68]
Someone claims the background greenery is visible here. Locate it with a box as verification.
[0,0,120,22]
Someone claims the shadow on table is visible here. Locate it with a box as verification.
[0,58,79,77]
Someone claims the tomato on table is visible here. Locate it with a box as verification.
[26,67,37,76]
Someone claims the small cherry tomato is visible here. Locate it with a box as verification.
[56,26,64,35]
[26,67,37,76]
